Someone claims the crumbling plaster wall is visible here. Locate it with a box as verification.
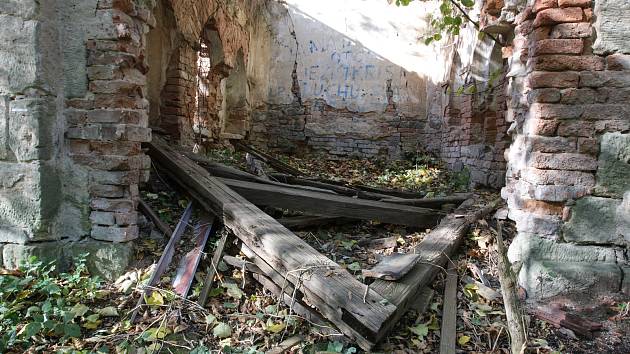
[247,1,433,158]
[501,0,630,299]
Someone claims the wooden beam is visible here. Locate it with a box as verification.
[219,177,444,228]
[138,198,173,236]
[147,140,397,350]
[369,198,501,339]
[231,140,303,176]
[276,215,351,229]
[439,264,458,354]
[362,253,421,281]
[380,193,472,209]
[198,231,231,306]
[270,173,394,200]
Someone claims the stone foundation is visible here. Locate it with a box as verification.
[502,0,629,299]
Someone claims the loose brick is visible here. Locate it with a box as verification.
[533,7,584,27]
[549,22,592,38]
[529,55,604,71]
[521,199,565,215]
[531,39,583,55]
[528,71,579,88]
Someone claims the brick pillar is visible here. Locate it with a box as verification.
[66,1,153,245]
[503,0,630,299]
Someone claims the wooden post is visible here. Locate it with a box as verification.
[496,221,527,354]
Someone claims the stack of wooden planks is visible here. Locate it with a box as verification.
[146,139,498,350]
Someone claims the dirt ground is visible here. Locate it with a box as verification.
[114,150,628,353]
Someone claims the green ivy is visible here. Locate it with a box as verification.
[0,255,102,352]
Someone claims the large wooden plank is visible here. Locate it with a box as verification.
[370,198,500,339]
[219,177,444,228]
[440,265,458,354]
[380,193,472,209]
[147,140,397,350]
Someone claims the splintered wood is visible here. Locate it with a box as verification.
[147,139,497,350]
[148,140,398,349]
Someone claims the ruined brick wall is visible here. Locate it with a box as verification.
[428,70,510,188]
[246,1,430,160]
[0,0,259,277]
[503,0,630,299]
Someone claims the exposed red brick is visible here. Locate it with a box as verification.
[550,22,592,38]
[531,152,598,171]
[533,7,584,27]
[531,39,583,56]
[557,120,594,137]
[528,119,560,136]
[522,199,565,215]
[528,71,579,88]
[533,0,557,13]
[558,0,591,8]
[529,55,604,71]
[530,103,584,119]
[560,88,598,104]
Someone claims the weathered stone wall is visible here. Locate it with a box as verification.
[502,0,630,299]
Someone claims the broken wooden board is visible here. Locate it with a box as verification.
[270,173,395,200]
[138,198,172,236]
[130,202,193,323]
[198,231,231,306]
[172,212,217,297]
[147,140,398,350]
[369,198,501,339]
[218,177,444,228]
[440,264,458,354]
[232,140,303,176]
[276,215,351,229]
[362,253,422,281]
[380,193,471,209]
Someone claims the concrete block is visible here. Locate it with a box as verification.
[2,242,63,269]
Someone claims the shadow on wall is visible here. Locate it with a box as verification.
[249,0,448,158]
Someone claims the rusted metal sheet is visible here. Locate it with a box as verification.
[172,212,218,297]
[130,201,193,323]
